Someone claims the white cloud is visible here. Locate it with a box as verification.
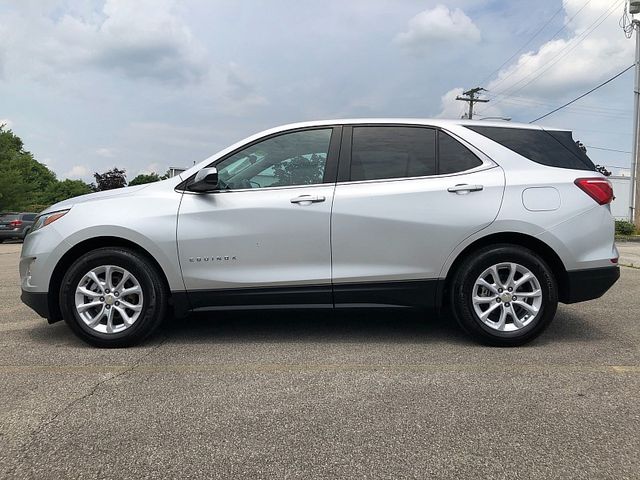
[395,5,481,54]
[487,0,633,99]
[65,165,89,179]
[95,148,115,158]
[0,0,207,85]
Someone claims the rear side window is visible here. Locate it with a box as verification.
[351,127,436,181]
[22,214,36,221]
[466,126,595,171]
[438,131,483,174]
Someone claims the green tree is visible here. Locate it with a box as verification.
[94,167,127,191]
[129,172,161,186]
[0,125,57,211]
[40,179,93,205]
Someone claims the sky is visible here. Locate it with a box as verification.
[0,0,635,182]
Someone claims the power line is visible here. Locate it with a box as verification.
[486,0,593,93]
[484,92,630,113]
[485,97,631,119]
[529,64,634,123]
[600,164,632,169]
[501,0,623,98]
[479,4,565,86]
[585,145,632,154]
[480,0,623,115]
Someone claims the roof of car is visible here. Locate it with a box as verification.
[269,118,567,132]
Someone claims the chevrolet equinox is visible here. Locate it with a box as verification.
[20,119,620,347]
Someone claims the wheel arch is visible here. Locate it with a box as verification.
[440,232,570,305]
[47,236,185,323]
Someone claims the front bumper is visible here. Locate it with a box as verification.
[562,266,620,304]
[21,289,51,319]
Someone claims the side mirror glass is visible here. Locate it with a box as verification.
[188,167,219,192]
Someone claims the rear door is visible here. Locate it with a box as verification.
[330,125,505,307]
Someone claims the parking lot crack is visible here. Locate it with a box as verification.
[8,335,167,476]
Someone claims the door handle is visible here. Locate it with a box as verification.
[290,195,326,204]
[447,184,484,194]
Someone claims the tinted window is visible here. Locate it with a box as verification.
[22,214,36,221]
[215,129,332,189]
[351,127,436,181]
[438,131,482,174]
[466,126,595,171]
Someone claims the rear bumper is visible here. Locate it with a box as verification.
[20,289,50,319]
[0,229,25,239]
[562,266,620,304]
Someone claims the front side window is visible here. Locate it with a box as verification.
[215,129,332,190]
[350,127,436,181]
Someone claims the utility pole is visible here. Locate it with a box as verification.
[456,87,489,120]
[630,14,640,225]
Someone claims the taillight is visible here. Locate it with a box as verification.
[574,178,614,205]
[9,220,23,228]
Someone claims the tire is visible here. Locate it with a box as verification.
[59,247,168,347]
[449,244,558,347]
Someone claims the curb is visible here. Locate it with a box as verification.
[615,236,640,243]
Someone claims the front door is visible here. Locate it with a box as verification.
[177,127,341,309]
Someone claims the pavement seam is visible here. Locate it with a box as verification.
[7,334,168,477]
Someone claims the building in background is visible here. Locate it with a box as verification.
[167,167,186,178]
[609,169,631,220]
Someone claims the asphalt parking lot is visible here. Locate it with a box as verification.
[1,242,639,479]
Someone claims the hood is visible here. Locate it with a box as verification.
[43,184,152,214]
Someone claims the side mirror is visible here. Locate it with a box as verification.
[188,167,218,192]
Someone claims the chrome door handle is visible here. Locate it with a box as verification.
[447,184,484,193]
[290,195,326,204]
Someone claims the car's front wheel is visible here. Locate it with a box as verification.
[450,244,558,346]
[60,247,168,347]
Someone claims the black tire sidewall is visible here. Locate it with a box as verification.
[452,245,558,346]
[60,248,166,347]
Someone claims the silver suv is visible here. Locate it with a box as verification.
[20,119,619,347]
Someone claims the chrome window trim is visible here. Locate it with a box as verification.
[179,123,498,193]
[333,165,499,187]
[336,125,497,187]
[180,181,331,195]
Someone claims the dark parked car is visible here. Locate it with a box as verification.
[0,213,37,242]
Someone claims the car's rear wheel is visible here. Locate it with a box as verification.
[60,247,167,347]
[450,244,558,346]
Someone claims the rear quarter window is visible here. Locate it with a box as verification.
[438,131,483,174]
[466,126,595,171]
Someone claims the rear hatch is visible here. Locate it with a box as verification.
[465,125,614,206]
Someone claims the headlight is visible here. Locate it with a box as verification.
[30,209,70,233]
